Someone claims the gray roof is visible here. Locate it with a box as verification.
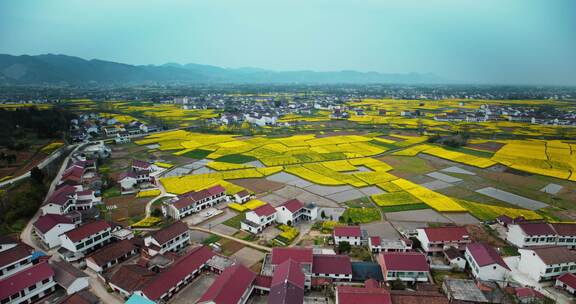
[443,279,490,303]
[52,260,88,288]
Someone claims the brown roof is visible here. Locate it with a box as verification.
[551,223,576,236]
[64,220,111,243]
[59,290,100,304]
[0,242,34,268]
[86,239,136,267]
[52,260,88,289]
[150,221,188,245]
[529,246,576,265]
[108,265,155,293]
[389,290,449,304]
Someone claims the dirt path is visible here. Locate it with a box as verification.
[188,225,272,253]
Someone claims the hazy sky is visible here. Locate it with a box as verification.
[1,0,575,85]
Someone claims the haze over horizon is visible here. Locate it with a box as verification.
[1,0,576,85]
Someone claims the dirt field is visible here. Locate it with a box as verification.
[230,178,285,194]
[104,195,149,225]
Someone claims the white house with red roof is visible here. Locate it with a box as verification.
[275,199,317,226]
[163,185,227,219]
[336,280,392,304]
[269,247,313,288]
[368,236,412,253]
[58,220,112,261]
[40,185,79,215]
[0,261,56,304]
[312,254,352,282]
[333,226,362,246]
[268,259,305,304]
[136,245,215,302]
[506,222,557,248]
[464,243,510,282]
[416,226,471,255]
[198,264,256,304]
[555,272,576,295]
[86,239,138,273]
[377,252,430,282]
[234,190,251,204]
[240,203,277,234]
[144,221,189,257]
[0,241,35,280]
[518,246,576,281]
[33,214,76,249]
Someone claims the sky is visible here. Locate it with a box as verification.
[1,0,575,85]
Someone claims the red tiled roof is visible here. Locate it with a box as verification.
[0,261,54,301]
[61,166,84,182]
[86,239,136,267]
[515,287,545,299]
[64,220,110,243]
[254,275,272,289]
[252,203,277,217]
[334,226,361,238]
[0,243,34,269]
[236,190,250,197]
[271,247,313,265]
[119,171,137,181]
[132,159,151,169]
[370,236,381,246]
[551,223,576,236]
[173,185,225,210]
[272,259,305,289]
[312,254,352,276]
[76,189,93,196]
[172,196,195,210]
[364,278,379,289]
[44,184,77,206]
[280,199,304,213]
[518,223,556,236]
[527,246,576,265]
[336,285,392,304]
[198,264,256,304]
[34,213,73,234]
[379,252,429,272]
[206,185,226,196]
[142,246,215,301]
[466,243,510,270]
[108,265,155,293]
[422,226,468,242]
[557,273,576,289]
[150,221,188,245]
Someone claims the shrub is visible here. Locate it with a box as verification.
[131,217,162,228]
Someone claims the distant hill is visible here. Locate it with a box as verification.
[0,54,444,85]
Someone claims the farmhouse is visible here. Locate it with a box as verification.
[163,185,227,219]
[0,241,35,280]
[108,265,155,298]
[443,247,466,271]
[58,220,113,261]
[234,189,251,204]
[275,199,318,226]
[268,259,305,304]
[368,236,412,253]
[416,226,470,255]
[377,252,430,282]
[335,281,392,304]
[555,272,576,295]
[40,185,78,215]
[137,246,215,302]
[240,203,277,234]
[464,243,510,282]
[268,247,313,287]
[0,261,56,304]
[86,239,138,273]
[33,213,76,249]
[198,264,256,304]
[312,254,352,282]
[144,221,189,257]
[506,222,557,248]
[51,260,89,295]
[333,226,362,246]
[518,246,576,281]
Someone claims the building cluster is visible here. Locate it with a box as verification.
[69,113,159,143]
[118,160,165,194]
[240,199,318,234]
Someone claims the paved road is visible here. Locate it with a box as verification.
[188,225,272,253]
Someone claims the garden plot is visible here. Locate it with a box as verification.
[318,207,346,221]
[358,186,384,196]
[420,180,452,191]
[304,184,355,196]
[442,213,480,225]
[163,166,192,177]
[384,209,452,223]
[426,172,462,183]
[258,193,290,206]
[326,189,365,203]
[361,221,400,238]
[540,183,563,195]
[230,178,285,194]
[441,166,476,175]
[475,187,548,210]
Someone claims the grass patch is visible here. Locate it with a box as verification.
[340,207,381,224]
[500,246,519,257]
[344,196,373,208]
[102,186,121,199]
[380,203,429,213]
[181,149,213,159]
[215,154,258,164]
[202,234,222,245]
[222,212,245,229]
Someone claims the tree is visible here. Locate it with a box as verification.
[30,167,44,184]
[337,241,351,254]
[151,209,162,217]
[390,278,406,290]
[321,210,326,219]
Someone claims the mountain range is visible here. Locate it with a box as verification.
[0,54,444,85]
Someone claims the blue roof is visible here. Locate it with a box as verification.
[31,251,47,261]
[125,294,155,304]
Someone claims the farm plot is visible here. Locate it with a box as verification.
[475,187,548,210]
